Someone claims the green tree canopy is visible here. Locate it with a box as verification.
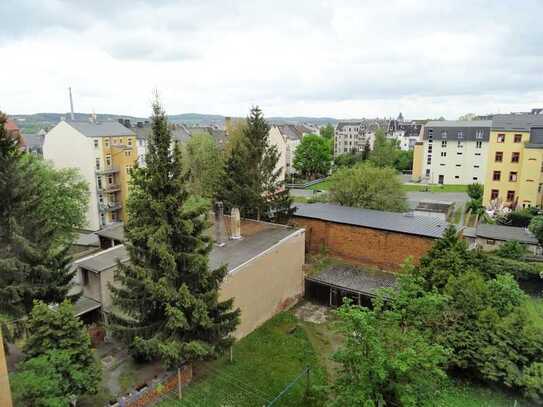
[111,97,240,368]
[182,132,224,199]
[328,162,408,212]
[330,302,448,407]
[0,112,88,318]
[20,300,100,402]
[293,134,332,179]
[218,106,293,223]
[529,215,543,244]
[319,123,334,140]
[369,128,399,168]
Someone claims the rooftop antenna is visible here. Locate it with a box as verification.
[68,87,75,121]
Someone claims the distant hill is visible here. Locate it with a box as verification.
[10,112,338,133]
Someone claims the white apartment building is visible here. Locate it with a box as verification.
[419,120,491,184]
[334,120,376,156]
[43,120,138,231]
[268,124,304,180]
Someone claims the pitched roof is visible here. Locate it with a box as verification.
[95,222,124,242]
[336,120,362,131]
[275,124,303,141]
[294,203,447,238]
[5,119,19,131]
[474,224,539,245]
[491,114,543,131]
[77,245,130,273]
[425,120,492,128]
[66,121,136,138]
[132,124,191,144]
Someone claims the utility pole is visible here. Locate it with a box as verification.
[0,330,13,407]
[177,367,182,400]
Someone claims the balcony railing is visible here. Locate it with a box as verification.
[97,184,121,193]
[99,202,122,212]
[95,166,119,175]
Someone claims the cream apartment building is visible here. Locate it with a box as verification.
[268,124,304,180]
[413,120,491,184]
[43,120,138,231]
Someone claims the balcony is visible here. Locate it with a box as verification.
[95,166,119,175]
[97,184,121,193]
[99,202,122,212]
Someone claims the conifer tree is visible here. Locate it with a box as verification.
[0,112,83,317]
[111,97,240,367]
[219,106,293,222]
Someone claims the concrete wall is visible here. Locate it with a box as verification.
[219,229,305,339]
[292,217,434,270]
[44,121,100,230]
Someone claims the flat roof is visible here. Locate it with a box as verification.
[474,224,538,245]
[80,220,302,273]
[306,265,396,297]
[95,222,125,242]
[294,203,446,239]
[73,295,102,317]
[425,120,491,128]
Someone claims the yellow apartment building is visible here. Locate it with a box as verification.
[44,120,138,230]
[483,114,543,208]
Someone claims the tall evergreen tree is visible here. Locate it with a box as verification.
[219,106,293,222]
[111,97,240,368]
[0,113,82,318]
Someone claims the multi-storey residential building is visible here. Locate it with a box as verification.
[268,124,304,180]
[412,120,491,184]
[387,118,424,150]
[334,120,372,156]
[43,120,138,231]
[483,114,543,208]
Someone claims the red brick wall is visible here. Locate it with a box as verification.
[292,217,435,270]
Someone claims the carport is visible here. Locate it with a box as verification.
[305,265,397,308]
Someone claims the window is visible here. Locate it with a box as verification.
[81,269,89,286]
[475,152,481,156]
[512,152,520,163]
[539,183,543,193]
[425,169,430,176]
[455,175,460,179]
[128,138,132,146]
[476,130,484,139]
[493,171,501,181]
[457,131,464,139]
[456,164,461,167]
[97,176,102,189]
[94,139,99,148]
[95,158,100,170]
[491,189,499,200]
[514,134,522,143]
[125,165,132,175]
[473,177,478,180]
[476,141,482,148]
[124,150,131,157]
[495,152,503,162]
[509,172,518,182]
[139,139,144,147]
[105,139,110,148]
[107,175,114,185]
[441,131,447,138]
[457,152,463,155]
[98,193,103,203]
[440,163,445,166]
[427,156,432,165]
[486,239,496,245]
[113,138,117,145]
[441,140,447,148]
[441,152,447,157]
[497,133,505,143]
[105,154,112,167]
[428,145,433,153]
[507,190,515,202]
[474,165,480,168]
[457,140,463,148]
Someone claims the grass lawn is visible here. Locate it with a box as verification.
[435,380,528,407]
[159,312,326,407]
[307,179,332,191]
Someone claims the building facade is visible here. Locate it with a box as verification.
[412,120,491,184]
[43,120,138,231]
[268,124,304,180]
[387,118,424,151]
[334,120,368,156]
[482,114,543,208]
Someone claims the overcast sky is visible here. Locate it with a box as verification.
[1,0,542,119]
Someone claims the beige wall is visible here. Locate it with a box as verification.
[219,229,305,339]
[268,126,287,181]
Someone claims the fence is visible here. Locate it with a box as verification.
[286,177,328,189]
[115,365,192,407]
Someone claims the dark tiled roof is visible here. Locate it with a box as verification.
[491,114,543,131]
[425,120,492,128]
[275,124,303,141]
[66,121,136,137]
[132,124,192,144]
[307,265,396,297]
[294,203,447,238]
[336,120,362,131]
[475,224,538,245]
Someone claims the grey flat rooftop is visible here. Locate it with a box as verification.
[66,120,136,138]
[73,295,102,316]
[75,232,100,247]
[306,265,396,297]
[491,114,543,131]
[475,224,538,245]
[80,221,301,273]
[95,222,125,242]
[294,203,447,238]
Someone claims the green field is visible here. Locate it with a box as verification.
[307,179,468,193]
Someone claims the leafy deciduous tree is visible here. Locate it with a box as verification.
[319,123,334,140]
[293,134,332,179]
[369,128,398,168]
[328,162,408,212]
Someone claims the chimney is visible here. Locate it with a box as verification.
[231,208,241,240]
[214,202,227,246]
[68,87,75,121]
